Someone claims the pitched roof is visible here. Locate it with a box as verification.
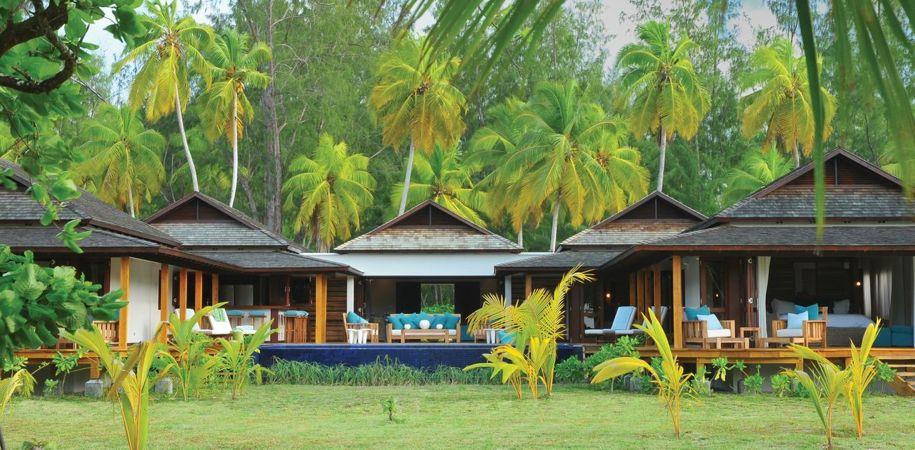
[189,250,356,273]
[146,192,294,249]
[335,200,522,253]
[635,224,915,250]
[561,191,705,249]
[716,149,912,221]
[0,159,178,246]
[0,225,159,251]
[495,250,621,271]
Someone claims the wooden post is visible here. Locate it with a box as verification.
[629,273,636,306]
[159,264,169,323]
[524,274,532,297]
[211,273,219,305]
[195,271,204,325]
[636,270,645,315]
[284,276,291,306]
[672,255,684,349]
[653,264,662,313]
[315,274,328,343]
[117,257,130,350]
[178,269,188,320]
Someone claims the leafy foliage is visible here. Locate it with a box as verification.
[161,305,224,401]
[267,358,495,386]
[0,248,125,362]
[390,146,483,224]
[216,321,275,400]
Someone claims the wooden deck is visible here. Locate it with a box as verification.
[581,345,915,367]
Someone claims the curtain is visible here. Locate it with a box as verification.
[756,256,771,338]
[862,261,872,317]
[873,259,894,320]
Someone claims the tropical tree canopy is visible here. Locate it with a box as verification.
[390,146,485,225]
[75,105,166,217]
[722,149,793,206]
[740,37,836,165]
[283,133,375,251]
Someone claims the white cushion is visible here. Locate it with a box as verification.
[777,328,803,338]
[697,314,723,330]
[707,329,731,338]
[435,324,444,329]
[786,311,808,329]
[834,299,850,314]
[419,319,431,329]
[390,329,402,335]
[584,329,606,335]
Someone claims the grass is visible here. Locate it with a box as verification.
[3,385,914,449]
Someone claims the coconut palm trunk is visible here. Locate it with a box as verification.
[127,186,136,218]
[174,89,200,192]
[549,195,561,252]
[229,90,239,207]
[793,141,801,168]
[517,226,523,247]
[657,123,667,192]
[398,140,416,215]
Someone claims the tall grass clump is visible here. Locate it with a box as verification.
[267,358,495,386]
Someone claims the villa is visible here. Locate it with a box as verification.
[2,148,914,392]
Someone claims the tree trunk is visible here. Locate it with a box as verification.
[550,195,561,252]
[262,0,282,232]
[793,141,801,168]
[229,90,239,207]
[239,171,259,219]
[174,89,199,192]
[517,225,523,247]
[398,140,416,215]
[127,187,136,218]
[657,123,667,192]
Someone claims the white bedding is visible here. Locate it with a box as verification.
[827,314,873,328]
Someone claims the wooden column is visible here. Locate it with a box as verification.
[195,271,204,325]
[524,274,533,297]
[315,274,328,343]
[159,264,169,323]
[629,273,636,306]
[636,270,645,315]
[653,264,662,314]
[284,276,291,306]
[211,273,220,305]
[672,255,684,349]
[178,269,188,320]
[117,257,130,350]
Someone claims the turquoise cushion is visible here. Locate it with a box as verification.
[794,304,820,320]
[431,314,447,329]
[248,309,269,318]
[226,310,245,317]
[443,314,460,329]
[497,330,515,345]
[696,314,723,330]
[786,311,808,329]
[388,315,404,330]
[347,311,367,324]
[403,313,420,329]
[416,312,434,328]
[685,306,710,321]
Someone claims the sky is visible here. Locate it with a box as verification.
[86,0,780,71]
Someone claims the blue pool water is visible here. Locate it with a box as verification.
[257,343,584,369]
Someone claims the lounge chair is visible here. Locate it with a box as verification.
[682,308,738,348]
[583,306,637,339]
[188,308,253,336]
[767,306,828,348]
[342,312,379,343]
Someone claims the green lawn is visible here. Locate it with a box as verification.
[3,385,914,449]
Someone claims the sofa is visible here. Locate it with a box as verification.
[386,313,462,343]
[874,325,914,347]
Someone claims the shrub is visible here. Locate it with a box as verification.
[554,357,587,384]
[268,358,495,386]
[744,366,764,394]
[584,335,643,389]
[770,374,792,397]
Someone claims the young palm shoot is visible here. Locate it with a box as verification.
[0,368,36,449]
[64,325,173,450]
[216,321,275,400]
[783,345,851,448]
[591,309,694,438]
[844,320,882,438]
[162,304,225,400]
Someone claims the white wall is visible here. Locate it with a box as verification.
[313,252,541,277]
[683,256,701,308]
[109,257,161,343]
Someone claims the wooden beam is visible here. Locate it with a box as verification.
[195,271,204,325]
[159,264,169,343]
[178,269,188,321]
[211,273,219,305]
[653,264,662,313]
[672,255,684,349]
[524,274,532,297]
[315,274,328,343]
[117,257,130,350]
[284,276,291,306]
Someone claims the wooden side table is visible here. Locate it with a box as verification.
[739,326,762,348]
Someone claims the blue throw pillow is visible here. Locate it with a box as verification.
[497,330,515,345]
[388,314,404,330]
[403,313,420,329]
[430,314,447,329]
[696,314,723,330]
[786,311,808,329]
[443,314,460,329]
[416,312,434,328]
[794,304,820,320]
[685,306,710,321]
[347,311,367,324]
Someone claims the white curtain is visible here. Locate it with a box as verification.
[756,256,771,338]
[873,259,894,320]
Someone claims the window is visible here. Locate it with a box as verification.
[420,284,455,313]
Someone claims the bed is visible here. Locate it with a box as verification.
[768,298,873,346]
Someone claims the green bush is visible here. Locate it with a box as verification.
[770,373,792,397]
[744,365,764,394]
[554,357,587,384]
[267,358,496,386]
[585,336,644,389]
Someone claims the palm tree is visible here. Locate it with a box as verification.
[75,105,166,217]
[722,149,793,206]
[369,38,466,216]
[740,37,836,167]
[201,30,271,207]
[616,21,709,192]
[282,133,375,252]
[500,81,620,252]
[592,120,650,213]
[390,145,485,225]
[116,0,212,192]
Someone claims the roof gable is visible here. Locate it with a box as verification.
[593,191,706,227]
[335,200,522,253]
[756,149,901,198]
